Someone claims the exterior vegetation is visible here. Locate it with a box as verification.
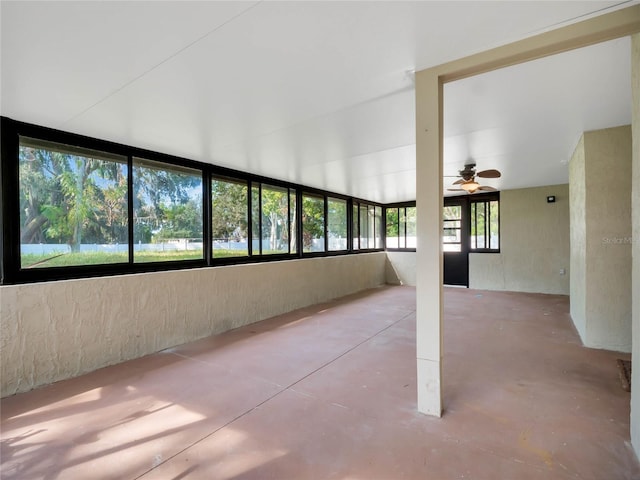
[18,140,358,269]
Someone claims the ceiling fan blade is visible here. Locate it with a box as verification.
[447,188,464,191]
[452,179,465,185]
[476,169,501,178]
[478,186,497,191]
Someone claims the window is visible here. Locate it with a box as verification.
[352,201,383,251]
[19,137,128,268]
[374,206,383,248]
[302,193,325,252]
[133,158,203,262]
[386,208,399,248]
[4,118,389,284]
[385,204,416,250]
[289,189,298,254]
[251,183,294,255]
[211,176,248,258]
[352,203,359,250]
[443,205,462,252]
[359,203,369,249]
[327,197,347,251]
[405,207,417,248]
[471,198,499,251]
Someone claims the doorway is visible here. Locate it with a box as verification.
[443,196,469,287]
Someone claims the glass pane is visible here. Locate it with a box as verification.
[443,219,461,229]
[489,200,500,249]
[470,202,476,249]
[472,201,487,249]
[261,184,289,254]
[211,177,248,258]
[251,183,260,254]
[443,205,461,220]
[19,137,129,268]
[133,158,203,262]
[399,208,407,248]
[368,205,375,248]
[289,189,297,254]
[352,204,359,250]
[328,197,347,251]
[386,208,399,249]
[359,204,369,249]
[302,194,325,253]
[406,206,417,248]
[443,228,461,242]
[443,203,464,250]
[374,206,382,248]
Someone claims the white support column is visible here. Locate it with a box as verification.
[410,2,639,422]
[630,32,640,458]
[415,69,443,417]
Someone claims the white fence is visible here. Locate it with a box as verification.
[22,241,204,255]
[23,236,349,256]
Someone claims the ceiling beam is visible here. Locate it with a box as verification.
[432,3,640,84]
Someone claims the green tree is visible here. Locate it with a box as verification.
[261,186,289,252]
[302,195,324,250]
[153,198,202,241]
[19,146,128,251]
[386,208,399,238]
[133,162,202,245]
[211,179,247,241]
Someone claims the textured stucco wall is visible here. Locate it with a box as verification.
[0,253,387,397]
[469,184,570,295]
[385,251,417,286]
[569,138,587,340]
[569,125,632,353]
[630,32,640,456]
[584,126,632,352]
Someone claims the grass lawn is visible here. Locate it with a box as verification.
[21,249,249,268]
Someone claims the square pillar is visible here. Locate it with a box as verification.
[415,69,443,416]
[630,32,640,459]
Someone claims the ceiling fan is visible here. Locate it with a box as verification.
[446,162,501,194]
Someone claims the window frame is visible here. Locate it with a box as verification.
[384,202,417,252]
[469,193,500,253]
[132,156,205,264]
[211,174,250,261]
[326,196,348,252]
[18,137,131,268]
[352,200,383,252]
[301,191,326,254]
[1,117,383,284]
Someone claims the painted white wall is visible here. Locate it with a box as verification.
[0,253,387,397]
[630,32,640,459]
[469,185,570,295]
[385,251,417,286]
[569,125,632,353]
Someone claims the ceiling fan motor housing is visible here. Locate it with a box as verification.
[459,163,477,181]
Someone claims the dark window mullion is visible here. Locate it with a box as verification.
[296,189,303,258]
[483,202,489,248]
[247,180,253,257]
[202,170,212,265]
[258,183,263,255]
[127,155,134,264]
[402,207,406,246]
[324,196,328,253]
[287,189,292,254]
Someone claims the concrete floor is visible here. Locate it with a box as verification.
[1,286,638,479]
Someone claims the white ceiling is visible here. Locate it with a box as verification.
[1,1,636,203]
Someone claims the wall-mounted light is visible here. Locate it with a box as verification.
[547,195,556,203]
